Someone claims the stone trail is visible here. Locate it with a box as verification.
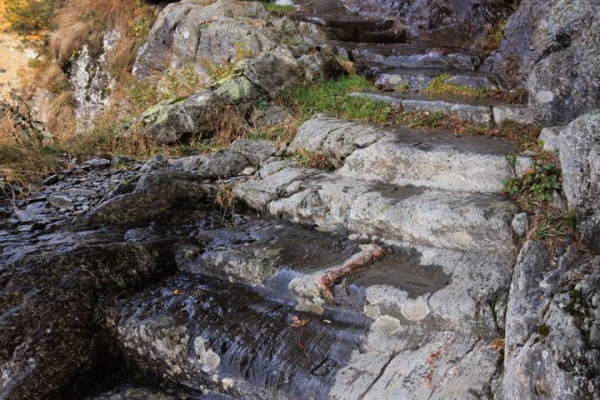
[4,0,599,398]
[82,111,522,398]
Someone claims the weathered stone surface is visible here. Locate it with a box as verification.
[70,31,119,131]
[227,139,278,166]
[558,112,600,253]
[87,171,215,227]
[133,0,270,78]
[338,128,515,192]
[511,212,529,238]
[402,99,492,125]
[249,105,293,128]
[503,244,600,399]
[233,167,517,256]
[298,53,347,81]
[110,274,367,399]
[492,105,535,125]
[539,126,561,153]
[288,115,386,166]
[504,241,551,355]
[489,0,600,123]
[236,53,300,98]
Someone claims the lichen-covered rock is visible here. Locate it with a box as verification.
[488,0,600,123]
[133,0,308,94]
[141,90,218,144]
[504,243,600,399]
[558,112,600,253]
[132,0,270,79]
[70,31,120,131]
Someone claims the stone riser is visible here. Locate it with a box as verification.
[348,92,535,125]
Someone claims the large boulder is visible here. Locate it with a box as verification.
[488,0,600,123]
[132,0,271,78]
[86,171,216,227]
[140,90,217,144]
[558,112,600,253]
[132,0,307,89]
[503,243,600,399]
[0,238,178,399]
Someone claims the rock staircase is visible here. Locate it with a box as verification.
[98,109,526,399]
[91,3,534,399]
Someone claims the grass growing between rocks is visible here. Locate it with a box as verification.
[502,156,576,248]
[283,75,394,123]
[423,74,490,99]
[261,2,296,14]
[290,147,336,170]
[0,102,64,197]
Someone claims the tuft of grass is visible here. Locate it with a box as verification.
[423,74,490,99]
[214,182,236,215]
[290,147,335,170]
[0,144,63,198]
[481,18,506,53]
[283,75,393,123]
[262,2,296,13]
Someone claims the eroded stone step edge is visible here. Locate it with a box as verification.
[113,273,503,400]
[232,164,518,258]
[348,92,534,125]
[175,217,512,338]
[288,115,531,193]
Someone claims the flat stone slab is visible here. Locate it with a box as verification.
[112,271,503,400]
[235,168,517,257]
[291,115,518,193]
[176,217,512,336]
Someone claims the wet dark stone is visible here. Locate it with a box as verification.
[86,171,216,228]
[111,274,368,399]
[0,236,179,399]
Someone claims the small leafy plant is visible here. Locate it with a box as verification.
[503,162,561,205]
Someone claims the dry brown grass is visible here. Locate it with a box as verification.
[207,105,250,145]
[51,0,154,67]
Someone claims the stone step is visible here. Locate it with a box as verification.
[293,0,406,43]
[373,67,502,92]
[233,166,517,258]
[112,272,502,400]
[348,92,534,125]
[288,115,526,193]
[338,42,486,71]
[175,217,512,338]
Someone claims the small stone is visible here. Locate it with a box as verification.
[62,188,97,197]
[47,195,76,210]
[241,167,256,176]
[84,158,111,170]
[43,174,60,186]
[511,212,529,237]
